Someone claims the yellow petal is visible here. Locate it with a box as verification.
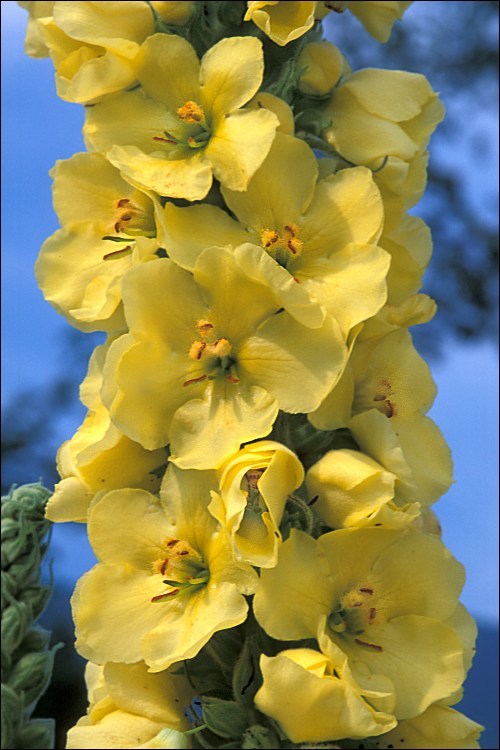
[163,202,248,271]
[72,565,166,664]
[378,703,482,749]
[54,0,154,48]
[255,650,396,742]
[254,529,331,639]
[239,310,347,413]
[169,379,279,471]
[301,167,384,259]
[135,33,201,110]
[244,1,316,45]
[206,108,278,191]
[222,132,318,232]
[200,36,264,118]
[107,145,213,201]
[306,449,396,528]
[246,92,295,135]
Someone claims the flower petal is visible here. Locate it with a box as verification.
[200,36,264,118]
[73,564,166,664]
[206,108,278,191]
[222,132,318,231]
[239,310,347,413]
[169,379,279,470]
[135,33,201,110]
[164,202,248,271]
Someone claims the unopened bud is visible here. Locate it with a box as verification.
[150,1,194,26]
[298,41,344,96]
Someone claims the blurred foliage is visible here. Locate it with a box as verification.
[1,3,498,747]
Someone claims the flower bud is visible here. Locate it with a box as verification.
[150,1,194,25]
[298,41,344,96]
[2,600,31,655]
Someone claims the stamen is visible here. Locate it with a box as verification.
[117,198,130,207]
[385,400,395,418]
[197,320,214,336]
[177,100,205,124]
[359,587,374,595]
[151,589,180,602]
[369,607,377,622]
[189,341,206,360]
[207,338,232,358]
[153,130,178,145]
[102,245,132,261]
[227,374,240,383]
[183,374,207,387]
[354,638,383,652]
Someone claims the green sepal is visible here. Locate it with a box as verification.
[15,718,56,750]
[280,493,321,539]
[232,636,263,707]
[1,600,32,657]
[9,644,62,711]
[201,696,249,739]
[1,683,23,749]
[241,724,281,749]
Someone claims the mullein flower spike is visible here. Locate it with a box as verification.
[1,483,61,750]
[17,1,483,748]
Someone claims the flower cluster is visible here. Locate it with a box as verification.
[20,1,483,748]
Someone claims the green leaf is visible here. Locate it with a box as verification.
[232,637,261,707]
[16,718,55,750]
[241,724,281,749]
[201,696,249,739]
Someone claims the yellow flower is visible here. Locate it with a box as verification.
[72,466,257,672]
[254,527,469,719]
[101,248,347,469]
[360,293,437,341]
[208,440,304,567]
[348,1,413,43]
[305,448,422,530]
[150,1,194,25]
[67,661,193,749]
[381,214,433,304]
[310,327,437,430]
[46,342,167,524]
[349,410,454,507]
[31,1,155,103]
[164,133,389,336]
[244,1,412,45]
[323,68,444,217]
[297,41,345,96]
[246,92,295,135]
[244,1,317,46]
[375,703,483,749]
[35,152,165,332]
[255,618,396,742]
[84,34,279,200]
[17,1,55,57]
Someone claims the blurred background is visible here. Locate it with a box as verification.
[1,1,498,747]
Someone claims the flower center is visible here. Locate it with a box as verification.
[260,223,303,268]
[238,468,269,544]
[177,100,206,125]
[328,584,384,652]
[184,320,239,387]
[372,378,397,418]
[151,537,209,602]
[152,101,211,152]
[101,195,156,261]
